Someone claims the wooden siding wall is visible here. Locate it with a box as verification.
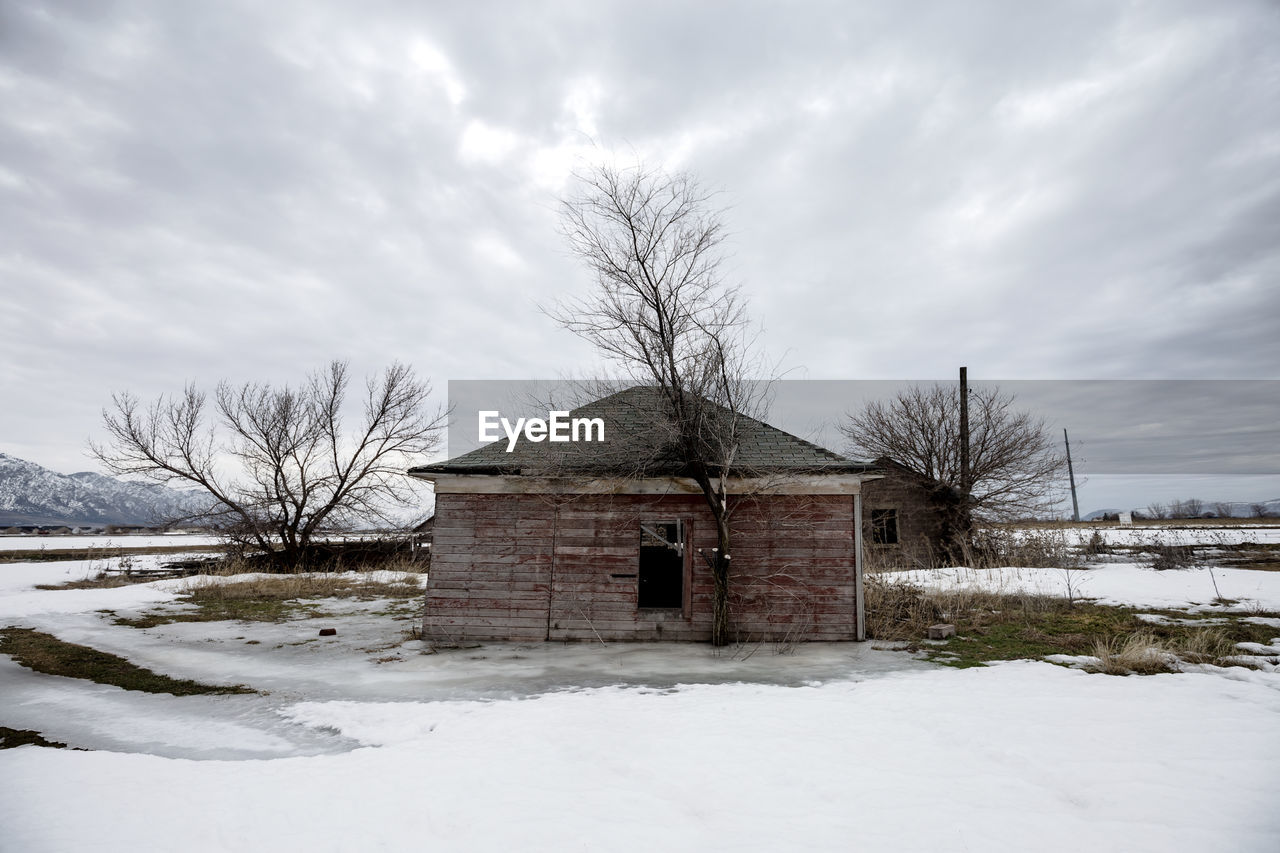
[424,493,858,643]
[860,470,950,567]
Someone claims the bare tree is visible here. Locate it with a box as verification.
[550,162,764,646]
[1212,501,1235,519]
[91,361,445,566]
[1145,502,1168,520]
[1170,497,1204,519]
[1252,502,1272,519]
[840,383,1067,530]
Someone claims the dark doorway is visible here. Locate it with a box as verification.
[638,521,684,609]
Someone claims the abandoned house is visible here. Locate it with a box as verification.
[409,386,950,643]
[859,457,965,568]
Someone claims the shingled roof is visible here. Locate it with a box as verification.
[410,385,872,478]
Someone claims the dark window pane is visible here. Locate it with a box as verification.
[871,509,899,545]
[639,521,684,608]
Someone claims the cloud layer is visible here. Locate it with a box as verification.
[2,0,1277,481]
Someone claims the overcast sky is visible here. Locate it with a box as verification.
[2,1,1278,511]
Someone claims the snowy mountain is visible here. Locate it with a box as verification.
[0,453,211,527]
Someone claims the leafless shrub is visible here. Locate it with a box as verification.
[1149,542,1194,571]
[1081,530,1110,557]
[863,575,943,640]
[965,526,1073,568]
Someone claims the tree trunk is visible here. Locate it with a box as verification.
[690,466,735,646]
[711,514,732,646]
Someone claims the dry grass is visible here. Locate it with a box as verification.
[208,549,428,575]
[36,572,146,590]
[114,570,424,628]
[864,570,1260,672]
[184,573,422,602]
[863,573,1065,642]
[1086,628,1236,675]
[1089,631,1178,675]
[863,576,944,641]
[1176,627,1237,664]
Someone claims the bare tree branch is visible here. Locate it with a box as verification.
[549,162,770,645]
[841,383,1067,522]
[90,361,446,564]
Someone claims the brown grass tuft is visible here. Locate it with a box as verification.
[863,575,944,640]
[1087,628,1233,675]
[864,571,1067,641]
[1090,631,1178,675]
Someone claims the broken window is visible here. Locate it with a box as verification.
[871,509,899,545]
[638,521,685,609]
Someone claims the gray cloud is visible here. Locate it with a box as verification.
[1,0,1276,509]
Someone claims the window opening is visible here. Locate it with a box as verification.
[871,509,899,545]
[638,521,685,609]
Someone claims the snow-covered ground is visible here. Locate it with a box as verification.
[0,533,225,551]
[890,563,1280,613]
[1057,524,1280,547]
[0,532,404,551]
[3,545,1280,851]
[5,661,1277,853]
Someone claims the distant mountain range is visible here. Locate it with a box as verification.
[0,453,211,527]
[1082,499,1280,522]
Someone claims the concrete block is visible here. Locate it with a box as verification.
[927,623,956,640]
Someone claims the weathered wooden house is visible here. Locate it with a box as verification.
[410,386,892,643]
[859,457,965,568]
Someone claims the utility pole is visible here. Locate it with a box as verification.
[1064,428,1081,523]
[959,366,970,498]
[959,366,971,537]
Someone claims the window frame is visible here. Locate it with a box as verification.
[637,519,688,612]
[870,508,899,546]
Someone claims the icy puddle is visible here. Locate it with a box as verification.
[2,611,934,759]
[0,656,357,759]
[2,559,933,759]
